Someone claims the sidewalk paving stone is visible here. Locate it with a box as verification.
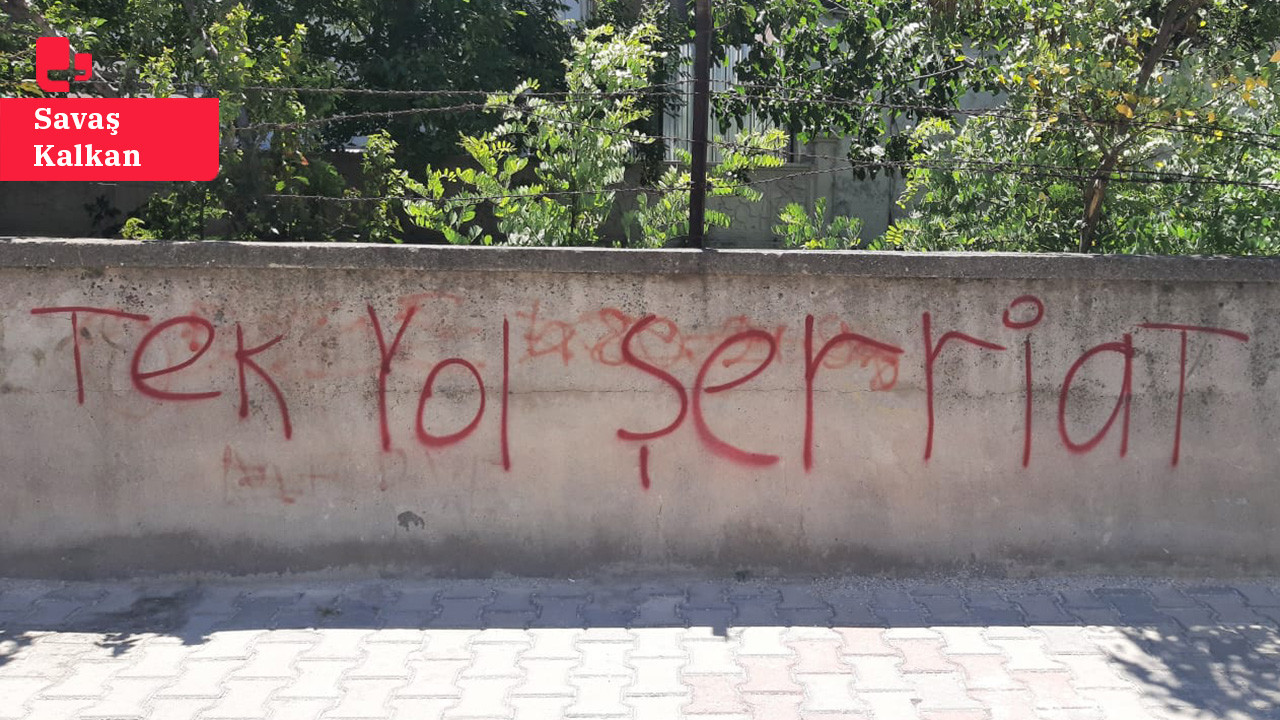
[0,575,1278,718]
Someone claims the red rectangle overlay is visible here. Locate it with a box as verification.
[0,98,219,181]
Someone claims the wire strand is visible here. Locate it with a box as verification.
[706,79,1280,151]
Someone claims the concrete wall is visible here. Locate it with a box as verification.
[1,238,1279,579]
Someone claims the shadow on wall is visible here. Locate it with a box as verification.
[0,576,1277,717]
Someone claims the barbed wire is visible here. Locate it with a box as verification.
[239,92,686,132]
[707,79,1280,152]
[242,81,689,98]
[707,136,1280,191]
[226,77,1280,152]
[263,143,1279,209]
[266,183,671,207]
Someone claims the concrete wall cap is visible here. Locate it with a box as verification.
[3,236,1280,283]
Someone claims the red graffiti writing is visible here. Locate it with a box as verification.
[367,304,417,451]
[130,315,221,402]
[1137,323,1250,466]
[29,306,150,404]
[27,294,1259,487]
[922,312,1007,461]
[235,323,292,440]
[693,330,780,467]
[416,358,485,447]
[1058,334,1134,455]
[501,317,511,471]
[1002,296,1045,467]
[803,314,903,472]
[616,315,688,442]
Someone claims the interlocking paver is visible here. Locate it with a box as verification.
[1055,654,1134,690]
[1185,588,1273,625]
[2,576,1280,719]
[0,676,54,718]
[147,697,222,720]
[987,634,1065,672]
[512,657,576,697]
[445,676,518,718]
[510,696,574,720]
[25,696,98,719]
[1009,669,1097,711]
[433,597,490,628]
[836,627,900,656]
[275,659,357,699]
[525,629,582,660]
[190,630,261,660]
[684,639,743,677]
[887,635,957,674]
[971,688,1041,720]
[736,655,800,694]
[871,588,930,626]
[574,639,633,677]
[203,676,291,718]
[268,699,340,720]
[420,629,480,660]
[233,640,311,679]
[846,655,914,692]
[79,676,170,718]
[1075,689,1166,720]
[948,654,1023,691]
[463,642,527,679]
[683,673,748,714]
[731,626,790,656]
[0,639,100,679]
[1094,589,1178,627]
[796,673,864,713]
[626,656,688,696]
[1007,592,1078,625]
[566,675,630,716]
[827,590,882,627]
[1230,583,1280,608]
[630,627,687,659]
[964,590,1026,626]
[1038,626,1105,656]
[739,692,803,720]
[347,641,420,679]
[787,633,848,673]
[328,678,407,718]
[915,594,974,625]
[40,658,131,698]
[732,597,781,626]
[918,710,989,720]
[935,626,1002,656]
[530,597,587,629]
[904,671,984,712]
[859,690,923,720]
[396,658,469,698]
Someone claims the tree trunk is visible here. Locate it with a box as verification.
[1078,0,1205,253]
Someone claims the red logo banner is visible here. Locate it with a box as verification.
[0,97,220,181]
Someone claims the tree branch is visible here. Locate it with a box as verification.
[2,0,120,95]
[1078,0,1206,253]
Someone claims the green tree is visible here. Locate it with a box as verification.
[405,23,785,247]
[2,0,571,242]
[890,0,1280,254]
[772,198,863,249]
[249,0,572,171]
[714,0,971,171]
